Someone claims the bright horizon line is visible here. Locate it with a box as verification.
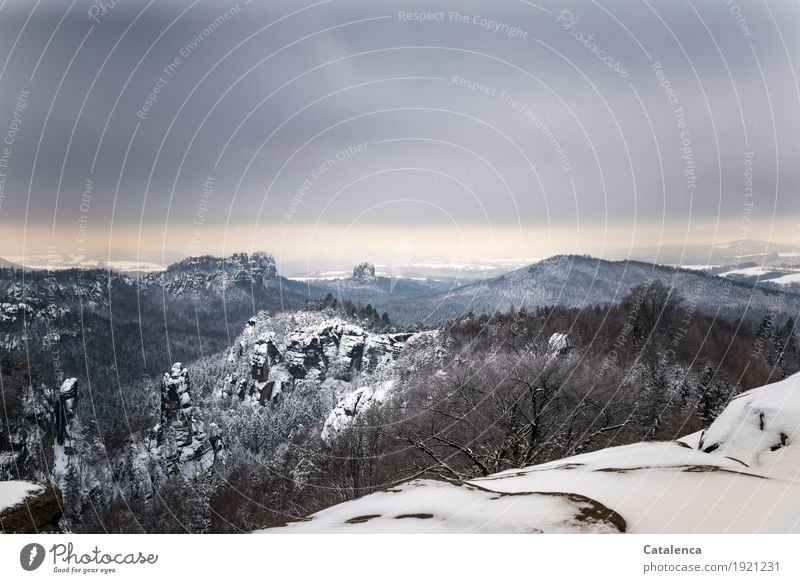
[3,240,799,276]
[2,215,800,270]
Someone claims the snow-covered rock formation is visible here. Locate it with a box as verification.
[0,301,33,323]
[547,332,571,356]
[259,478,624,534]
[0,375,112,524]
[320,380,394,443]
[113,362,224,501]
[0,376,81,483]
[52,378,80,490]
[141,251,278,295]
[258,373,800,533]
[219,311,424,422]
[352,262,377,283]
[158,363,222,476]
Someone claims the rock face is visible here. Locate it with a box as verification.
[222,312,417,404]
[0,482,63,533]
[52,377,82,499]
[0,276,113,311]
[54,378,78,449]
[1,374,112,522]
[0,376,81,483]
[142,252,278,296]
[218,310,437,440]
[112,362,224,501]
[0,385,51,482]
[0,251,281,312]
[352,262,377,283]
[320,380,394,443]
[158,363,221,476]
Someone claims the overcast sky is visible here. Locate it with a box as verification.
[0,0,798,270]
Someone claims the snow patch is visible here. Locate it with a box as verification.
[256,478,624,533]
[0,481,44,513]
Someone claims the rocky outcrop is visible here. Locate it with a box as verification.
[0,482,63,533]
[0,251,281,313]
[142,252,278,296]
[0,302,33,323]
[54,378,78,449]
[352,262,377,283]
[0,275,115,313]
[0,385,51,481]
[547,333,571,356]
[216,311,442,446]
[283,321,413,379]
[320,380,394,443]
[222,312,419,406]
[158,363,222,476]
[1,376,81,484]
[52,377,82,499]
[0,373,112,523]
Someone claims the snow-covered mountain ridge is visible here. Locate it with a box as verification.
[258,373,800,533]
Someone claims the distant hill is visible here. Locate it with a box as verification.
[618,239,800,269]
[379,254,800,325]
[0,257,21,269]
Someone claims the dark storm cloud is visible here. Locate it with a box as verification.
[0,0,798,257]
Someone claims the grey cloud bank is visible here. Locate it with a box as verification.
[0,0,797,265]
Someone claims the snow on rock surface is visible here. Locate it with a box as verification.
[158,363,222,477]
[0,481,62,533]
[140,251,278,295]
[698,372,800,481]
[219,310,436,440]
[321,380,395,443]
[256,478,625,534]
[259,374,800,533]
[547,332,570,355]
[0,481,43,513]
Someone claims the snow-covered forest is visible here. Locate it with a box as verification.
[2,255,799,533]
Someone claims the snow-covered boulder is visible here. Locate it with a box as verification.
[699,372,800,481]
[547,332,570,356]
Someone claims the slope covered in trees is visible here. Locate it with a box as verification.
[2,279,798,532]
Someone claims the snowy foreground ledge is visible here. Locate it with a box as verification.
[0,481,43,514]
[257,373,800,533]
